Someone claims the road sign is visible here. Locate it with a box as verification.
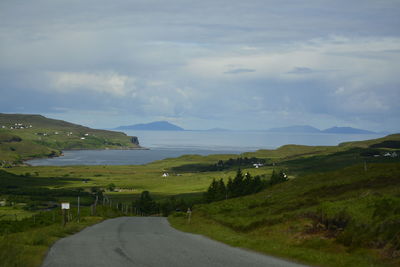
[61,202,70,209]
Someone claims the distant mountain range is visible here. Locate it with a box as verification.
[267,125,377,134]
[114,121,185,131]
[322,126,376,134]
[268,125,321,133]
[114,121,379,134]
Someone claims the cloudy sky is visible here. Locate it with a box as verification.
[1,0,399,131]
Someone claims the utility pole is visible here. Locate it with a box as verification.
[77,196,80,223]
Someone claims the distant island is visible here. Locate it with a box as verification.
[115,121,184,131]
[267,125,377,134]
[321,126,376,134]
[115,121,380,134]
[267,125,321,133]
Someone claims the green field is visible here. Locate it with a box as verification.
[0,133,400,266]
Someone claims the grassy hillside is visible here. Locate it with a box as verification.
[0,113,141,165]
[169,135,400,267]
[1,133,399,266]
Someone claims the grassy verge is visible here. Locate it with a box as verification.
[169,213,392,267]
[0,206,125,267]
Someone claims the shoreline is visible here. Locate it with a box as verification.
[22,146,149,166]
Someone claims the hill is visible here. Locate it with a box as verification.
[115,121,184,131]
[0,113,141,165]
[169,133,400,267]
[322,126,376,134]
[267,125,321,133]
[266,125,377,134]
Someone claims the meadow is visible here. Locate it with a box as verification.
[0,133,399,266]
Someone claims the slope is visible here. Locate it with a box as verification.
[170,135,400,267]
[0,114,141,165]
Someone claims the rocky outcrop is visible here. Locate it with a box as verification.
[131,136,140,146]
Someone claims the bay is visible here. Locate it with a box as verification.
[26,131,385,166]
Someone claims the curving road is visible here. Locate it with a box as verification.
[42,217,306,267]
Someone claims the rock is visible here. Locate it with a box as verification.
[131,136,140,146]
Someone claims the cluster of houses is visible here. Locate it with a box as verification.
[34,131,90,140]
[1,123,33,130]
[253,163,264,168]
[80,133,90,140]
[373,151,398,158]
[383,152,397,158]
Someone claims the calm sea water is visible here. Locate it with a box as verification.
[26,131,384,166]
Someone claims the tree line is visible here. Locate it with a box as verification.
[171,157,267,173]
[204,169,288,203]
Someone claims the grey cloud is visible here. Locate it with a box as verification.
[224,69,256,74]
[0,0,400,131]
[287,67,314,74]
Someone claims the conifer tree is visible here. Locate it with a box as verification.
[243,172,253,195]
[232,169,244,197]
[226,177,234,199]
[216,178,226,201]
[204,178,218,202]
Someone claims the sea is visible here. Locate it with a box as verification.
[26,130,385,166]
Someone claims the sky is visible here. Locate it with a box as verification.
[1,0,399,132]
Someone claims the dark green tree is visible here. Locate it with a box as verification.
[243,172,253,195]
[216,178,227,201]
[204,178,219,203]
[270,170,288,185]
[136,191,157,215]
[232,169,244,197]
[226,177,234,198]
[107,183,116,192]
[251,175,264,193]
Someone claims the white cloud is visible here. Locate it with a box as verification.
[48,71,135,97]
[186,37,400,82]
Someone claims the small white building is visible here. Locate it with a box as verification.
[80,137,86,140]
[253,163,264,168]
[162,173,169,177]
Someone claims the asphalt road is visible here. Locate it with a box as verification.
[42,217,307,267]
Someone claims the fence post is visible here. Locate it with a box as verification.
[77,196,80,223]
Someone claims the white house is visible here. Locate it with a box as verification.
[80,137,86,140]
[253,163,264,168]
[162,173,169,177]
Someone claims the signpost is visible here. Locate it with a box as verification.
[187,208,192,224]
[61,202,70,226]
